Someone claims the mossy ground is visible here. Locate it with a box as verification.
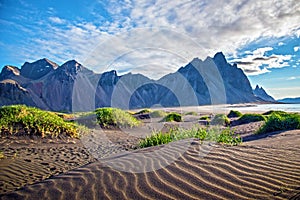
[95,107,141,128]
[0,105,84,138]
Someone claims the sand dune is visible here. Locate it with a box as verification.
[1,130,300,199]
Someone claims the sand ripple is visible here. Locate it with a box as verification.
[1,131,300,199]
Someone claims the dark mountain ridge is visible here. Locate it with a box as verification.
[0,52,274,112]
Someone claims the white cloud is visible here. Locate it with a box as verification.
[49,16,65,24]
[84,0,300,77]
[294,46,300,52]
[287,76,300,80]
[287,76,296,80]
[4,0,300,79]
[230,46,292,75]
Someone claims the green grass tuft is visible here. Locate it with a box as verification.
[149,110,167,118]
[227,110,243,118]
[257,112,300,134]
[185,111,198,116]
[216,128,242,145]
[199,115,210,120]
[237,113,267,124]
[210,114,230,126]
[262,110,287,116]
[134,109,152,115]
[95,107,141,128]
[139,126,241,148]
[163,112,182,122]
[0,105,84,138]
[0,151,4,159]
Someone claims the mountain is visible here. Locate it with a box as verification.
[253,85,276,102]
[0,52,273,112]
[277,97,300,104]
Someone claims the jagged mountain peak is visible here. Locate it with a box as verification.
[20,58,58,80]
[58,60,92,76]
[0,53,275,111]
[1,65,20,76]
[253,85,275,102]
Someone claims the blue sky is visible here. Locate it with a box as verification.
[0,0,299,99]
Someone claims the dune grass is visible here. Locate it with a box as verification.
[227,110,243,118]
[95,107,141,128]
[0,151,4,159]
[0,105,85,138]
[149,110,167,118]
[139,126,241,148]
[199,115,210,120]
[185,111,198,116]
[163,112,182,122]
[262,110,287,116]
[257,112,300,134]
[210,114,230,126]
[134,109,152,115]
[237,113,267,124]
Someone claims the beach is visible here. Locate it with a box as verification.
[1,105,300,199]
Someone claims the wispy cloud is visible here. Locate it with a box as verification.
[287,76,300,80]
[1,0,299,79]
[230,47,292,75]
[48,16,65,24]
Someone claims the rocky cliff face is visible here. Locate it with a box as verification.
[0,79,36,107]
[253,85,276,102]
[0,52,272,111]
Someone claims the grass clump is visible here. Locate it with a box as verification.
[262,110,287,116]
[216,128,242,145]
[185,111,198,116]
[210,114,230,126]
[139,126,241,148]
[163,112,182,122]
[0,105,84,138]
[257,112,300,134]
[237,113,267,124]
[227,110,242,118]
[149,110,167,118]
[135,109,152,115]
[0,151,4,159]
[199,115,210,120]
[139,127,207,148]
[95,107,140,128]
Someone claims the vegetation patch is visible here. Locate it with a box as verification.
[215,128,242,145]
[227,110,242,118]
[199,115,210,120]
[134,109,152,115]
[0,105,84,138]
[257,112,300,134]
[163,113,182,122]
[210,114,230,126]
[95,107,141,128]
[262,110,287,116]
[0,151,4,159]
[139,126,241,148]
[185,111,198,116]
[149,110,167,118]
[237,113,267,124]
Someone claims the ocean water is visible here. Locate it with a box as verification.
[159,104,300,114]
[224,103,300,113]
